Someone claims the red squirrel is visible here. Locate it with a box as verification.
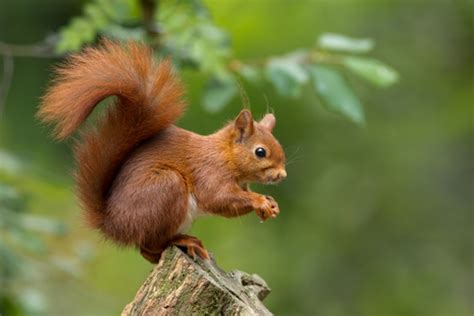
[38,40,287,263]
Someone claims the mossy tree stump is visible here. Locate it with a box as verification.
[122,246,272,315]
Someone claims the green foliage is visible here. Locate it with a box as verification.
[317,33,375,53]
[203,77,238,112]
[0,151,89,315]
[56,0,141,53]
[55,0,399,125]
[265,52,309,98]
[308,65,365,124]
[342,56,399,87]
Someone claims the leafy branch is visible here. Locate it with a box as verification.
[53,0,399,123]
[0,0,399,123]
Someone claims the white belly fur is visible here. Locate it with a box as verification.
[177,194,205,234]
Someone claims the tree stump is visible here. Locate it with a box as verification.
[122,246,272,315]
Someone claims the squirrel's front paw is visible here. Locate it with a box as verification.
[255,195,280,221]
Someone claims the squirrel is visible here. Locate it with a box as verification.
[37,40,287,263]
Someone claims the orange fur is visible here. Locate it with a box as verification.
[38,40,286,263]
[38,40,185,229]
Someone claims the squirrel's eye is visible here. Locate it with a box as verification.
[255,147,266,158]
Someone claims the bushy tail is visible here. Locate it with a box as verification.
[38,40,186,229]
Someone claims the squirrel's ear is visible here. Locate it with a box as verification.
[234,109,254,142]
[259,113,276,132]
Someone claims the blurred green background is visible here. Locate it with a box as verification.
[0,0,472,315]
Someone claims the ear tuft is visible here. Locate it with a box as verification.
[259,113,276,132]
[234,109,254,142]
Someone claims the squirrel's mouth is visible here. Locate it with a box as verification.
[263,169,287,184]
[265,178,282,185]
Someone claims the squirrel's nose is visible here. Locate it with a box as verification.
[278,169,287,180]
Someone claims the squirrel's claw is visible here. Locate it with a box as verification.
[256,195,280,221]
[170,234,210,260]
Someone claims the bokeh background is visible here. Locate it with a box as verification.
[0,0,472,315]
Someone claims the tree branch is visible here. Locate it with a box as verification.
[122,246,272,315]
[139,0,161,48]
[0,37,60,116]
[0,38,59,58]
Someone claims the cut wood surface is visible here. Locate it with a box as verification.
[122,246,272,315]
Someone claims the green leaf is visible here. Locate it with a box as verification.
[308,65,365,124]
[56,17,97,53]
[197,23,229,45]
[84,3,108,29]
[238,64,261,83]
[343,56,399,87]
[203,77,238,112]
[71,18,96,43]
[97,0,125,21]
[56,29,80,53]
[101,25,144,41]
[0,150,22,173]
[265,57,308,98]
[318,33,374,53]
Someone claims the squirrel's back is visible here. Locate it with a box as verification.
[38,40,186,229]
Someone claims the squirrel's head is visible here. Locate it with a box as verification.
[228,109,286,184]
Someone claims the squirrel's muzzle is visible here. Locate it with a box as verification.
[266,168,287,184]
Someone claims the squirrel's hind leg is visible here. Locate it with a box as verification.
[169,234,209,260]
[140,234,209,263]
[106,167,190,263]
[139,246,164,264]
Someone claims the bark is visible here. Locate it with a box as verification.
[122,246,272,316]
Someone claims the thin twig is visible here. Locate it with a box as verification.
[0,40,59,58]
[0,38,60,117]
[228,49,342,73]
[140,0,161,48]
[0,16,159,117]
